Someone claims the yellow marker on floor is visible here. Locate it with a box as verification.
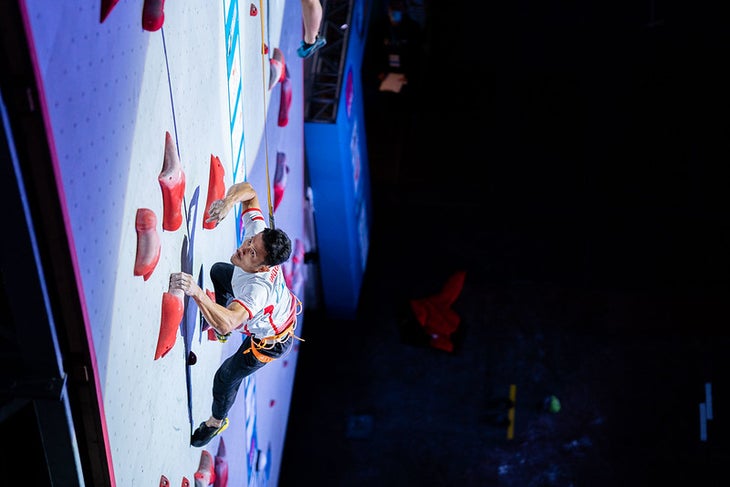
[507,384,516,440]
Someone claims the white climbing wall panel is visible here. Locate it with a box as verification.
[22,0,310,485]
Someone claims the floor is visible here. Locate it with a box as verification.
[279,2,730,486]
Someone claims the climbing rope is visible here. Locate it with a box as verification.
[257,0,276,229]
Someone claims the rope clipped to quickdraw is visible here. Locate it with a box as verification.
[257,0,276,229]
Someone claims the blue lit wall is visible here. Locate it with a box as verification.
[305,0,372,319]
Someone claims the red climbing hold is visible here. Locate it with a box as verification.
[133,208,161,281]
[203,154,226,230]
[156,290,183,360]
[158,131,186,232]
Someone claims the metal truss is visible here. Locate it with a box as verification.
[303,0,355,123]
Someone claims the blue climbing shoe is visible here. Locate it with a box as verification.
[297,36,326,59]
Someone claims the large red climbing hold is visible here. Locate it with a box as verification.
[214,438,228,487]
[158,131,186,232]
[142,0,165,32]
[194,450,216,487]
[134,208,161,281]
[273,152,288,211]
[156,290,183,360]
[278,68,293,127]
[268,48,286,91]
[203,154,226,230]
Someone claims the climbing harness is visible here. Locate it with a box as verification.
[244,292,304,363]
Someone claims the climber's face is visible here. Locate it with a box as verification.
[231,233,268,272]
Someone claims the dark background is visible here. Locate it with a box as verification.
[280,1,729,485]
[1,1,727,485]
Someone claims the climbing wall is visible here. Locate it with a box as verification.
[22,0,310,484]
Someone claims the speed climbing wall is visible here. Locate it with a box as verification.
[21,0,311,484]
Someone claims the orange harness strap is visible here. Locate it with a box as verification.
[244,294,303,363]
[248,342,276,363]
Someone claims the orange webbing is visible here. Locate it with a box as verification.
[244,293,303,363]
[249,343,274,363]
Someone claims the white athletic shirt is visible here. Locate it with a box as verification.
[230,206,295,339]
